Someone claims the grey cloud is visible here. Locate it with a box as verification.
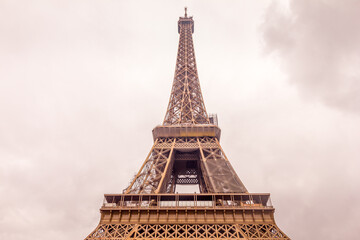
[261,0,360,113]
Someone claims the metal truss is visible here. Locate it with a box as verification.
[125,138,176,194]
[163,14,209,125]
[125,137,247,194]
[86,223,289,239]
[198,137,247,193]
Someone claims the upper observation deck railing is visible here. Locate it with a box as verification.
[102,193,273,210]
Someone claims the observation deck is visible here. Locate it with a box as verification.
[178,16,194,33]
[152,125,221,141]
[100,193,275,225]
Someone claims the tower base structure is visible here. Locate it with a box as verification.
[86,193,289,239]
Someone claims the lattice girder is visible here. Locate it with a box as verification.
[125,136,247,194]
[86,224,289,240]
[125,138,176,194]
[163,15,209,125]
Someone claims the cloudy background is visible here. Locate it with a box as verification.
[1,0,359,239]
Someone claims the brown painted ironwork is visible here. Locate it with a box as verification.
[163,10,208,125]
[85,8,290,240]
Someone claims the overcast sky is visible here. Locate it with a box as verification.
[1,0,359,239]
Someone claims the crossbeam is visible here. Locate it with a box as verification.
[103,193,272,210]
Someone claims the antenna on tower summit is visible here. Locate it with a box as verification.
[184,7,187,17]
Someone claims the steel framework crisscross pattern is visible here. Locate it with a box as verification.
[86,224,289,239]
[163,16,209,125]
[198,138,247,193]
[126,138,176,194]
[237,224,288,239]
[125,137,247,194]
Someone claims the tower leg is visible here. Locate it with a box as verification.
[125,138,176,194]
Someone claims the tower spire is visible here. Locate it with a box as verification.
[163,11,209,125]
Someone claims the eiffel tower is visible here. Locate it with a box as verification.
[85,8,290,240]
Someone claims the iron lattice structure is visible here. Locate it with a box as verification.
[163,10,208,125]
[85,9,290,240]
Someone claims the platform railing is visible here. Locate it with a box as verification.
[102,193,273,209]
[152,124,221,140]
